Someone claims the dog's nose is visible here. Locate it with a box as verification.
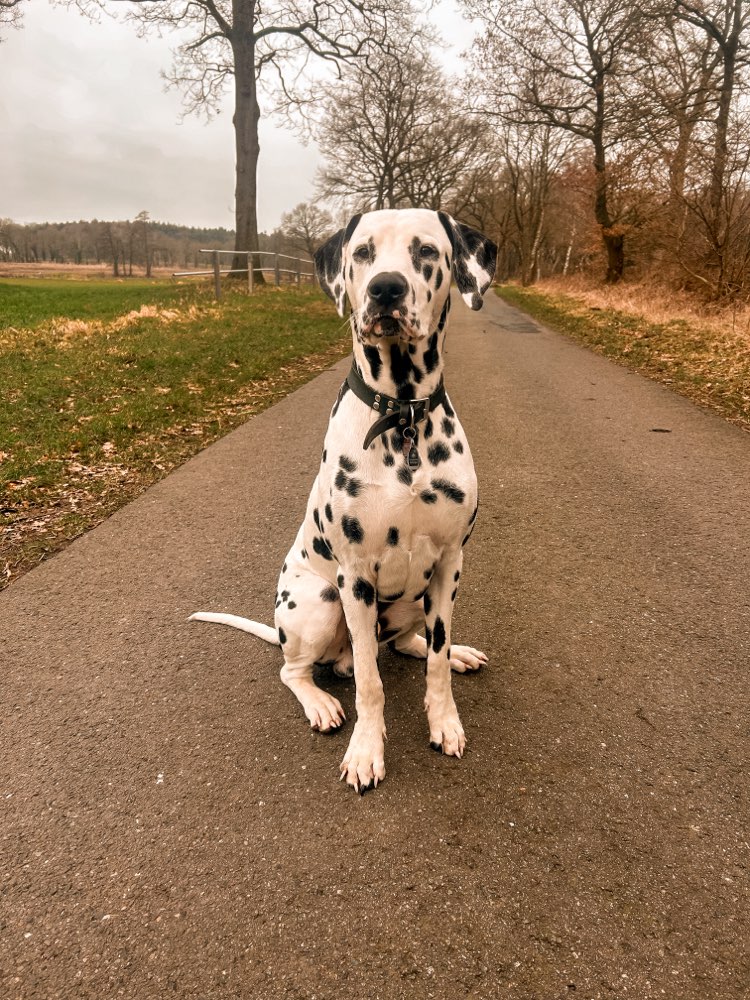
[367,272,408,309]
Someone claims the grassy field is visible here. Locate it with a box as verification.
[499,280,750,433]
[0,277,350,588]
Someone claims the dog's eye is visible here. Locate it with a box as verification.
[420,244,439,259]
[353,245,371,262]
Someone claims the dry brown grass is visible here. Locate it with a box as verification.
[536,275,750,345]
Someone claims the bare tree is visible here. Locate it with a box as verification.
[465,0,655,283]
[64,0,412,280]
[133,210,152,276]
[0,0,24,40]
[315,46,439,210]
[493,121,574,284]
[314,47,487,215]
[279,202,334,259]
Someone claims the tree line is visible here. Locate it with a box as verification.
[0,215,235,272]
[5,0,749,299]
[307,0,750,300]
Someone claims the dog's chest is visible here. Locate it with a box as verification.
[312,394,477,595]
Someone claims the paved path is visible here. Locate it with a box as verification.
[2,293,749,999]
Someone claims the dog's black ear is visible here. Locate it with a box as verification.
[437,211,497,310]
[314,213,362,317]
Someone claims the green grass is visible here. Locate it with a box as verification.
[0,278,350,586]
[498,284,750,432]
[0,277,187,328]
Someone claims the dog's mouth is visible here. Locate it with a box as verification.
[360,309,420,341]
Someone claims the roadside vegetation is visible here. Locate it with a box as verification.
[499,279,750,433]
[0,278,350,588]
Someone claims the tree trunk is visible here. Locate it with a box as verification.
[592,74,623,284]
[232,5,265,284]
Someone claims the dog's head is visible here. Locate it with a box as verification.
[314,209,497,342]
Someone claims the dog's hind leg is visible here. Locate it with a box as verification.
[393,631,488,674]
[276,575,348,733]
[280,656,346,733]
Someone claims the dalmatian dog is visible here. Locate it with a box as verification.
[191,208,497,792]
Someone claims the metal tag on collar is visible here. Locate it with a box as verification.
[401,404,421,469]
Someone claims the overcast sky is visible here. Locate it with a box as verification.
[1,1,477,233]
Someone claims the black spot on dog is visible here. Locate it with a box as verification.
[469,503,478,525]
[312,536,333,560]
[278,627,287,645]
[414,587,428,601]
[282,562,287,573]
[442,417,455,438]
[382,591,404,603]
[427,289,432,302]
[443,397,455,418]
[321,585,339,602]
[300,549,308,559]
[432,479,465,504]
[410,236,422,273]
[363,344,382,382]
[288,601,297,610]
[339,455,357,473]
[420,490,437,504]
[346,478,363,497]
[423,592,432,615]
[386,526,399,546]
[342,515,364,543]
[425,624,433,649]
[428,442,450,465]
[313,508,322,530]
[353,577,375,606]
[281,590,290,601]
[324,503,333,522]
[432,617,446,654]
[424,565,435,579]
[334,469,348,491]
[453,440,464,454]
[423,332,439,374]
[322,449,327,463]
[383,452,395,467]
[435,267,443,290]
[451,588,457,602]
[337,573,345,587]
[397,465,413,486]
[424,416,434,439]
[424,263,433,282]
[389,343,415,389]
[454,570,461,581]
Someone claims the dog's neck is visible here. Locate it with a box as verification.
[350,298,450,400]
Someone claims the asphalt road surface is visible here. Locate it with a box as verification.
[2,292,749,1000]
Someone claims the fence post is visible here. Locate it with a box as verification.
[212,251,221,301]
[247,252,254,295]
[296,259,301,287]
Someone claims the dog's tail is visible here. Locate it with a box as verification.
[188,612,280,646]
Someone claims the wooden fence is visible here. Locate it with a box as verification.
[173,249,315,299]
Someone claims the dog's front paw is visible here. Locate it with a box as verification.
[449,644,488,674]
[426,698,466,758]
[340,723,386,793]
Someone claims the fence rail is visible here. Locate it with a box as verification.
[173,249,315,299]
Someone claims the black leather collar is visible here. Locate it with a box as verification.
[346,362,446,450]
